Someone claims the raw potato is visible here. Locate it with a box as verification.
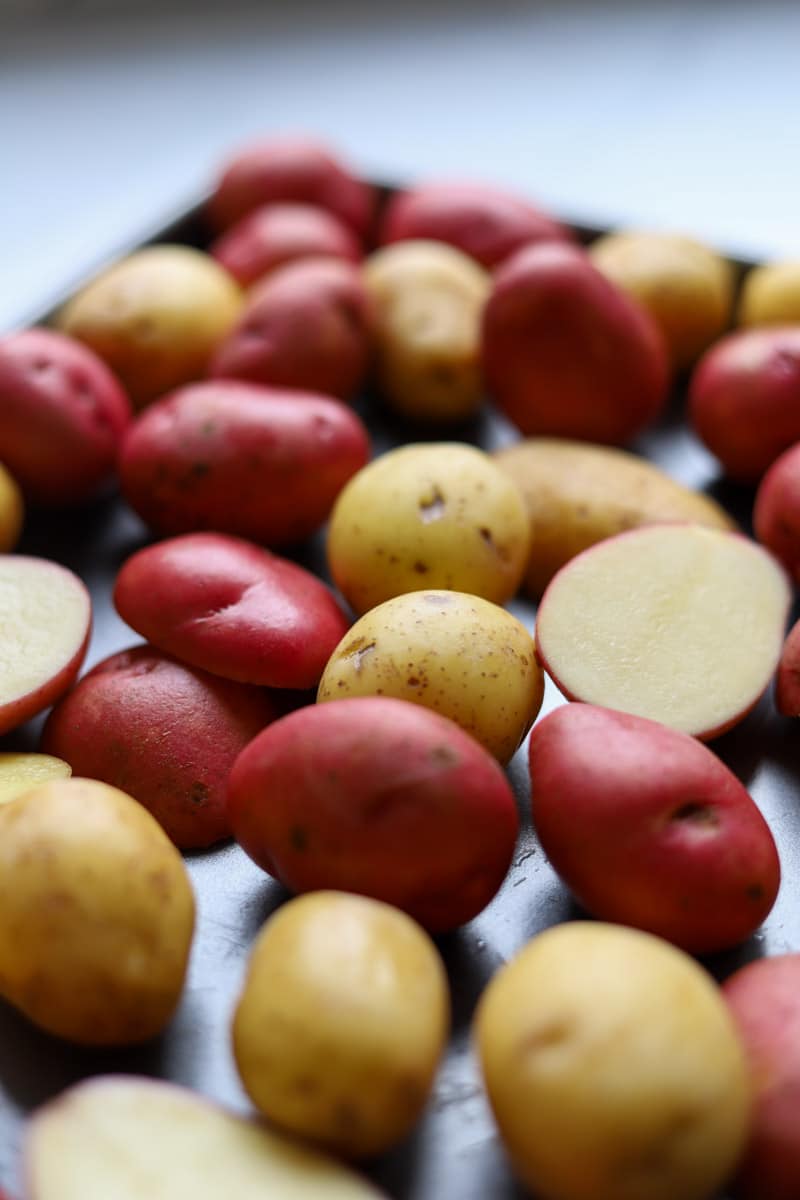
[57,245,243,408]
[25,1075,386,1200]
[317,589,543,763]
[0,778,194,1045]
[753,441,800,580]
[232,891,449,1157]
[775,617,800,716]
[363,240,490,421]
[0,752,70,806]
[738,259,800,326]
[535,524,791,739]
[493,438,734,596]
[0,462,22,551]
[475,922,751,1200]
[589,230,734,368]
[327,442,530,613]
[211,201,361,287]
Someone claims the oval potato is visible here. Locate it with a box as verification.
[210,202,361,287]
[738,259,800,326]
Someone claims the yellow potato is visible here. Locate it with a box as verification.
[0,751,70,805]
[738,258,800,326]
[327,441,530,613]
[0,462,23,551]
[57,245,243,408]
[589,230,734,368]
[0,777,195,1045]
[475,922,751,1200]
[493,438,735,596]
[317,589,543,762]
[232,891,449,1158]
[362,240,490,421]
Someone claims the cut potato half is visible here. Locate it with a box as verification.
[536,524,791,739]
[0,752,70,805]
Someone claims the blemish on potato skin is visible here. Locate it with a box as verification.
[188,781,209,807]
[289,826,309,852]
[419,487,446,523]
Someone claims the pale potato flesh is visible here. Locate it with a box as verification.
[26,1076,384,1199]
[0,752,70,805]
[536,524,791,738]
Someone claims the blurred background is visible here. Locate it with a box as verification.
[2,0,800,329]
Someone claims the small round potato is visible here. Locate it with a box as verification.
[210,202,362,287]
[363,240,490,421]
[317,589,543,763]
[327,442,530,613]
[232,890,449,1158]
[589,230,734,368]
[475,922,751,1200]
[738,259,800,326]
[0,777,195,1045]
[57,245,243,408]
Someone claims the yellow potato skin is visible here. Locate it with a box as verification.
[57,245,243,408]
[317,589,543,763]
[0,463,24,551]
[327,442,530,614]
[589,231,734,368]
[738,259,800,326]
[363,240,490,421]
[232,891,449,1158]
[475,922,751,1200]
[493,438,735,597]
[0,751,71,806]
[0,778,195,1045]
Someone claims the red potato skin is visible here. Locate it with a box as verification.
[210,202,361,288]
[775,618,800,716]
[207,136,375,237]
[41,646,279,849]
[528,704,780,954]
[114,533,350,689]
[119,381,370,545]
[0,329,131,504]
[210,257,373,401]
[723,956,800,1200]
[379,181,574,269]
[482,242,669,445]
[227,697,519,931]
[689,327,800,483]
[753,441,800,580]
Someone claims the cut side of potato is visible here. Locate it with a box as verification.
[0,752,70,805]
[25,1076,385,1200]
[536,524,791,739]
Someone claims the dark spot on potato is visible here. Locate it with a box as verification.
[333,1099,361,1134]
[292,1075,318,1095]
[190,462,211,478]
[344,639,376,672]
[670,802,719,828]
[407,676,420,687]
[201,420,217,436]
[430,744,459,767]
[419,486,446,523]
[289,826,308,852]
[746,882,766,901]
[413,561,429,574]
[189,781,209,807]
[518,1019,573,1057]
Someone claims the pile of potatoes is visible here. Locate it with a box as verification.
[3,134,800,1200]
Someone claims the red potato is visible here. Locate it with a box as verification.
[775,618,800,716]
[689,327,800,483]
[41,646,279,849]
[528,704,780,954]
[114,533,349,689]
[210,202,361,288]
[753,441,800,579]
[0,329,131,504]
[227,697,519,931]
[119,381,370,545]
[379,181,573,269]
[210,257,373,401]
[723,955,800,1200]
[482,242,669,445]
[207,135,375,237]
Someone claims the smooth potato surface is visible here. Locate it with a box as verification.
[738,259,800,326]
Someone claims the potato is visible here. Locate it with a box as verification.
[232,891,449,1157]
[228,696,519,930]
[41,645,279,848]
[119,380,370,545]
[0,328,130,505]
[362,240,490,421]
[589,230,734,368]
[493,437,734,596]
[210,202,361,287]
[0,461,23,552]
[25,1076,386,1200]
[689,327,800,482]
[775,617,800,716]
[327,442,530,613]
[207,135,375,236]
[0,752,70,806]
[723,955,800,1200]
[211,257,372,401]
[57,245,243,409]
[0,778,194,1045]
[528,704,780,952]
[379,181,573,269]
[753,441,800,579]
[482,241,669,444]
[317,589,542,763]
[475,921,751,1200]
[738,259,800,326]
[114,532,349,689]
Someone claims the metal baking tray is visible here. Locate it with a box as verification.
[1,195,797,1200]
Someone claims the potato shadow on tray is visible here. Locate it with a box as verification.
[19,491,152,580]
